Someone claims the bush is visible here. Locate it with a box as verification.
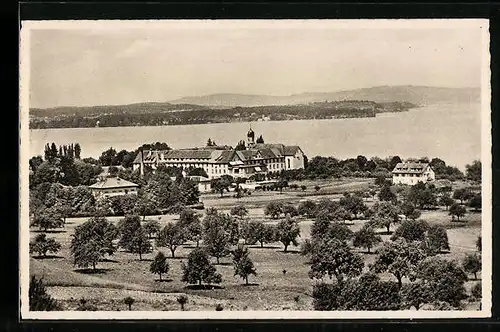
[177,295,188,310]
[215,303,224,311]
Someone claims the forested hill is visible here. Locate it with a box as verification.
[29,100,415,129]
[30,102,207,118]
[169,86,480,107]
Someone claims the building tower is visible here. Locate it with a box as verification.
[247,125,255,147]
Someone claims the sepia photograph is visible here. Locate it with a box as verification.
[19,19,491,319]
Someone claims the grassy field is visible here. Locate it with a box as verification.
[29,178,483,311]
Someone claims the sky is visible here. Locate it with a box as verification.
[25,20,486,109]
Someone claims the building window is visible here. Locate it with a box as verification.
[287,159,291,168]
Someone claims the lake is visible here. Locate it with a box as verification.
[29,102,482,170]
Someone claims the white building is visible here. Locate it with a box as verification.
[392,162,435,185]
[132,128,306,179]
[89,177,139,198]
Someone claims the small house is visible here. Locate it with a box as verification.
[392,162,435,185]
[89,176,139,198]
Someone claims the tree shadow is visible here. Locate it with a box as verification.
[74,268,110,275]
[215,262,232,266]
[182,245,199,249]
[31,229,67,234]
[100,258,120,263]
[32,255,65,260]
[249,245,281,249]
[280,249,301,254]
[166,256,186,260]
[155,278,174,283]
[241,283,259,287]
[375,230,394,235]
[185,284,224,290]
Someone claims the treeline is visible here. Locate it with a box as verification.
[29,101,415,129]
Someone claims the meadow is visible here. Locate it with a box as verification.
[29,178,482,311]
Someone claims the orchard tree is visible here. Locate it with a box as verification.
[471,282,482,309]
[70,216,118,271]
[449,203,466,222]
[156,222,186,258]
[246,221,276,248]
[417,256,468,308]
[202,210,233,264]
[29,276,60,311]
[282,204,299,218]
[406,182,437,210]
[143,220,161,239]
[178,209,202,246]
[118,215,153,260]
[231,245,257,285]
[339,193,368,219]
[298,200,317,218]
[230,205,249,219]
[123,296,135,311]
[308,238,364,284]
[391,219,429,242]
[181,248,222,286]
[426,225,450,254]
[133,196,157,220]
[468,194,482,212]
[30,206,63,232]
[369,201,400,234]
[265,201,284,219]
[212,175,232,198]
[438,193,455,210]
[378,184,397,203]
[371,238,427,288]
[399,202,420,221]
[29,234,62,258]
[177,295,188,311]
[353,225,382,253]
[150,251,169,281]
[453,188,473,204]
[462,253,481,280]
[400,280,434,310]
[310,216,332,241]
[276,216,301,252]
[465,160,481,182]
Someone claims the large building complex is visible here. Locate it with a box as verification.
[132,128,306,179]
[392,162,436,185]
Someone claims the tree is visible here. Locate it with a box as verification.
[29,276,60,311]
[118,215,152,260]
[230,205,248,219]
[378,184,397,202]
[282,204,298,217]
[453,188,473,204]
[157,222,185,258]
[143,220,161,239]
[298,200,317,218]
[371,238,427,288]
[150,251,169,281]
[74,143,81,159]
[30,206,63,232]
[426,225,450,253]
[339,193,367,219]
[406,182,437,210]
[232,245,257,285]
[471,282,482,308]
[468,194,482,211]
[70,216,118,271]
[202,210,234,263]
[310,216,332,241]
[133,196,157,220]
[391,219,429,242]
[449,203,466,222]
[300,185,307,191]
[264,201,284,219]
[417,256,468,307]
[308,238,364,284]
[98,147,117,166]
[438,193,455,210]
[465,160,481,182]
[30,234,62,258]
[177,295,188,310]
[314,185,321,192]
[256,135,264,144]
[124,296,135,311]
[353,225,382,253]
[211,175,232,198]
[462,253,481,280]
[181,248,222,286]
[400,280,434,310]
[235,140,246,150]
[246,221,275,248]
[276,216,301,252]
[389,156,403,171]
[369,201,400,234]
[476,236,482,252]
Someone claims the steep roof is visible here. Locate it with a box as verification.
[283,145,302,156]
[89,177,139,189]
[392,162,431,174]
[163,149,213,159]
